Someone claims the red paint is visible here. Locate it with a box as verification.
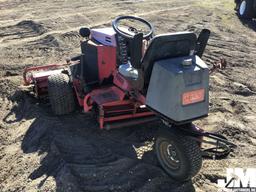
[113,72,132,91]
[98,101,155,129]
[23,61,78,97]
[96,98,154,129]
[83,94,93,112]
[23,64,67,85]
[23,43,156,130]
[103,112,154,122]
[97,45,116,82]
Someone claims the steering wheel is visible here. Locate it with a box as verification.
[112,16,154,40]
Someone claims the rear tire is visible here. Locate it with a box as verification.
[48,73,76,115]
[238,0,256,19]
[155,129,202,181]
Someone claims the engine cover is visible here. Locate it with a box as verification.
[91,28,117,47]
[80,40,117,84]
[146,55,209,123]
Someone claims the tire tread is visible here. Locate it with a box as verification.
[48,73,75,115]
[155,129,202,181]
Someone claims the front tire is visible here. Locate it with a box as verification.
[48,73,76,115]
[238,0,256,19]
[155,129,202,181]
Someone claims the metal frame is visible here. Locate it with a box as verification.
[171,124,237,159]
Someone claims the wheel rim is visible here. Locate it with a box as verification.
[159,140,180,170]
[239,1,246,16]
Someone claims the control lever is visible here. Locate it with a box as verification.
[195,29,211,58]
[129,33,143,69]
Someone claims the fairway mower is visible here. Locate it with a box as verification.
[23,16,236,181]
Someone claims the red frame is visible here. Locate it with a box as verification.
[23,61,79,97]
[97,45,116,82]
[23,64,66,85]
[23,43,156,129]
[76,82,155,129]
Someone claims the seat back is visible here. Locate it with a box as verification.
[80,40,99,84]
[141,32,197,89]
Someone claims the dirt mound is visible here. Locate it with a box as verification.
[26,32,80,50]
[0,20,47,43]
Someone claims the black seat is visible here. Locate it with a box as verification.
[141,32,197,90]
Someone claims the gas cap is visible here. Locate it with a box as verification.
[182,58,193,67]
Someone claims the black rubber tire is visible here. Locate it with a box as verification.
[48,73,76,115]
[155,129,202,181]
[238,0,256,19]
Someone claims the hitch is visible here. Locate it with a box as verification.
[174,125,237,160]
[200,131,236,159]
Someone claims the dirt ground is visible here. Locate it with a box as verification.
[0,0,256,191]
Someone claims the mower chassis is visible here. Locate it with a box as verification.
[21,18,237,182]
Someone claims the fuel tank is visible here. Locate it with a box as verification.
[146,55,209,123]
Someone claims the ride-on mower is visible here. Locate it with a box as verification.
[23,16,235,181]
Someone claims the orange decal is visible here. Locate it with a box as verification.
[182,89,205,105]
